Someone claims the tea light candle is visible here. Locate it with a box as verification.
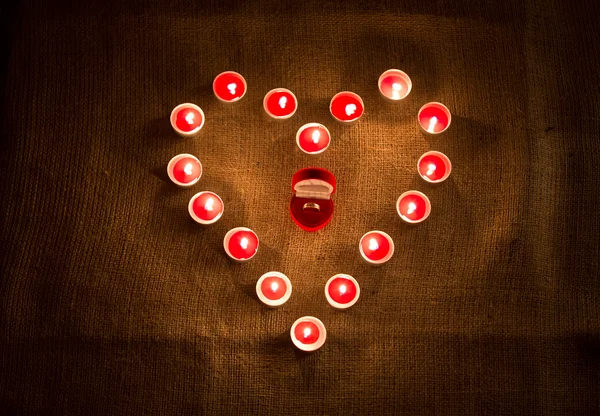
[418,102,451,134]
[359,231,394,265]
[397,191,431,224]
[167,154,202,187]
[418,151,452,183]
[324,274,360,309]
[263,88,298,119]
[223,227,259,262]
[188,191,224,225]
[256,272,292,307]
[170,103,205,137]
[213,71,247,103]
[378,69,412,101]
[330,91,364,123]
[290,316,327,352]
[296,123,331,155]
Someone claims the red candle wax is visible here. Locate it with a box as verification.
[418,151,451,183]
[172,157,202,184]
[294,321,320,345]
[327,276,358,305]
[225,228,259,261]
[397,191,431,223]
[213,71,247,102]
[378,70,412,101]
[189,192,223,224]
[360,231,392,262]
[418,102,451,134]
[175,107,203,132]
[263,88,297,119]
[330,92,364,122]
[296,123,331,154]
[260,276,287,301]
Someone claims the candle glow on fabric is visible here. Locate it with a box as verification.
[360,232,391,261]
[228,230,258,260]
[213,72,246,102]
[327,277,358,304]
[265,90,297,117]
[294,321,320,344]
[260,276,287,301]
[172,157,202,184]
[191,192,223,222]
[175,107,203,132]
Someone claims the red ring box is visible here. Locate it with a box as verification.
[290,168,336,232]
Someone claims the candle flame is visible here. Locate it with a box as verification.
[303,327,311,338]
[345,103,357,116]
[339,284,347,294]
[391,82,402,100]
[204,197,214,211]
[185,112,195,125]
[311,130,320,144]
[407,202,417,215]
[227,83,237,95]
[368,238,379,251]
[183,163,194,176]
[427,116,438,133]
[270,282,279,292]
[240,237,249,250]
[278,96,287,108]
[426,163,437,177]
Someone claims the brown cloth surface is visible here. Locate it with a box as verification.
[1,0,599,414]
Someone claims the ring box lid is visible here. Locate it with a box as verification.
[290,168,336,232]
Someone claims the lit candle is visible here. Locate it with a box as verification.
[213,71,247,103]
[290,316,327,352]
[324,274,360,309]
[167,154,202,187]
[256,272,292,307]
[329,91,364,123]
[223,227,259,262]
[359,231,395,265]
[170,103,205,137]
[378,69,412,101]
[396,191,431,224]
[296,123,331,155]
[418,102,451,134]
[188,191,224,225]
[263,88,298,119]
[418,151,452,183]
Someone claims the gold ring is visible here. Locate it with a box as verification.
[302,202,321,212]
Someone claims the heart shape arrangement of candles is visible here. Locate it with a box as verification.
[161,68,453,351]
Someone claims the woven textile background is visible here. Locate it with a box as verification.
[1,0,599,414]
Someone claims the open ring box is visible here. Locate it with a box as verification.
[290,167,336,232]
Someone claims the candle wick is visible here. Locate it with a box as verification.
[339,284,347,295]
[185,112,195,125]
[368,238,379,251]
[278,96,287,108]
[426,164,437,176]
[428,116,438,133]
[311,130,320,144]
[407,202,417,215]
[303,328,311,338]
[227,83,237,95]
[204,198,214,211]
[345,103,357,116]
[240,237,249,250]
[391,82,402,99]
[183,163,194,176]
[270,282,278,292]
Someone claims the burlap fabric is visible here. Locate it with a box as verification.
[1,0,599,414]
